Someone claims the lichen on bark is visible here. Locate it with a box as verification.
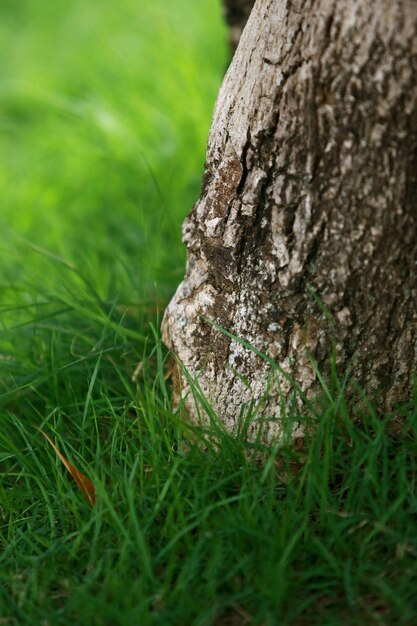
[162,0,417,441]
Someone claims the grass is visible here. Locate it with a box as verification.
[1,1,417,624]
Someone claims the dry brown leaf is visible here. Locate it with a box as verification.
[39,429,96,506]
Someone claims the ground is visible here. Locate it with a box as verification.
[1,1,417,624]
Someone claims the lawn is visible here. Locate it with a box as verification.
[1,1,417,624]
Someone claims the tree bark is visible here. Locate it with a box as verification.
[162,0,417,441]
[223,0,256,52]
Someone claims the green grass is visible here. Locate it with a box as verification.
[1,1,417,624]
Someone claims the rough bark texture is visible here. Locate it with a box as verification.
[223,0,256,52]
[162,0,417,441]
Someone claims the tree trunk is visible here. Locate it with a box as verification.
[162,0,417,441]
[223,0,256,52]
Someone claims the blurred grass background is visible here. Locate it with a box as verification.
[0,0,226,297]
[0,0,226,411]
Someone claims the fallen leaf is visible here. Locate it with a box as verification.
[39,429,96,506]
